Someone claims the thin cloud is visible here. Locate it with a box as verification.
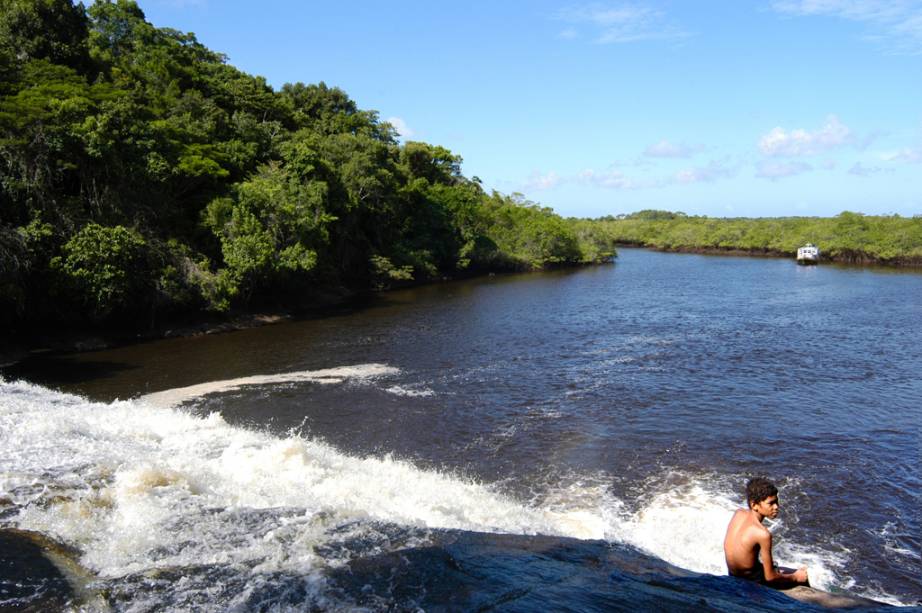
[555,3,691,44]
[756,160,813,180]
[579,168,635,189]
[643,139,701,158]
[881,147,922,163]
[385,117,414,140]
[576,158,736,189]
[674,159,738,184]
[524,171,562,190]
[573,166,673,191]
[771,0,922,55]
[855,130,883,151]
[527,155,739,192]
[758,115,852,157]
[557,27,580,40]
[848,162,893,176]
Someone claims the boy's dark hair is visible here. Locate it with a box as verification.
[746,477,778,507]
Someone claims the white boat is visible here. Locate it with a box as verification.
[796,243,820,264]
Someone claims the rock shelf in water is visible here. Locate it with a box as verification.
[1,527,891,611]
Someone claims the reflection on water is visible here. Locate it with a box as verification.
[3,248,921,608]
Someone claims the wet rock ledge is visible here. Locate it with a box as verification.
[328,531,891,611]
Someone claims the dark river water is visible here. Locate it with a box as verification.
[2,248,920,610]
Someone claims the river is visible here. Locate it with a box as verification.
[2,248,920,610]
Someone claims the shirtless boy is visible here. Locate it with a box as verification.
[723,477,809,587]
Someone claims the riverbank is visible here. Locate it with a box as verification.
[616,242,922,267]
[0,310,294,369]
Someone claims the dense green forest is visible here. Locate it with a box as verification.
[596,211,922,265]
[0,0,616,335]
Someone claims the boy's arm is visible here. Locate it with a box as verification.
[758,531,809,587]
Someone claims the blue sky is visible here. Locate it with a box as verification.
[135,0,921,218]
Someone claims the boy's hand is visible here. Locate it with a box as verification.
[793,567,809,584]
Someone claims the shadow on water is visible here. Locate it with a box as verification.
[1,355,138,388]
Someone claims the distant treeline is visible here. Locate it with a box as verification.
[0,0,615,333]
[594,210,922,265]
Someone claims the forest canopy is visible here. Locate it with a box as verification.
[0,0,616,332]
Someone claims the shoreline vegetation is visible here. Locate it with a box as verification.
[594,210,922,267]
[0,0,615,348]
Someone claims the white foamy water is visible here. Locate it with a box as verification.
[384,384,435,397]
[1,378,602,581]
[140,363,400,408]
[1,375,900,607]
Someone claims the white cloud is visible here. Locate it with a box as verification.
[755,160,813,180]
[771,0,922,54]
[555,3,690,44]
[385,117,414,139]
[758,115,852,157]
[643,139,700,158]
[674,159,738,184]
[525,171,562,190]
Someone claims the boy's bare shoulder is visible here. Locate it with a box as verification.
[748,518,771,539]
[730,509,770,537]
[729,509,748,523]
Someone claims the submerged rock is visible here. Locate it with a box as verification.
[785,586,892,609]
[0,529,75,610]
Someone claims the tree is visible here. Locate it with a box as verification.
[53,223,152,319]
[280,81,393,141]
[203,160,333,303]
[399,141,462,186]
[0,0,90,72]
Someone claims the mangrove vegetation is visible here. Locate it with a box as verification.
[595,211,922,266]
